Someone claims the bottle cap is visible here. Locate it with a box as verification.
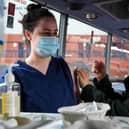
[5,64,19,86]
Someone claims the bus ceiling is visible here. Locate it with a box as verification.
[32,0,129,40]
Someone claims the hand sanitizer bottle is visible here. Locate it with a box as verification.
[2,64,20,118]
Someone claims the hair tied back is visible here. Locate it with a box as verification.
[27,4,42,12]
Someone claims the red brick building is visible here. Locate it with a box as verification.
[1,34,129,77]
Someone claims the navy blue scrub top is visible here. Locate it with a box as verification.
[2,56,76,113]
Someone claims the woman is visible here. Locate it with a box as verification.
[0,4,78,113]
[78,61,123,102]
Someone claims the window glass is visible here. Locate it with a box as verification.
[110,35,129,78]
[65,18,107,78]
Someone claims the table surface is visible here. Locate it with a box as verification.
[0,113,129,129]
[20,113,129,129]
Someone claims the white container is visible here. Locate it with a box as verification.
[2,64,20,118]
[58,102,110,126]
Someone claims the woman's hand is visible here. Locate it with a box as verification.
[76,68,90,88]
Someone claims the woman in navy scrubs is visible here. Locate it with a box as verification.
[0,4,77,113]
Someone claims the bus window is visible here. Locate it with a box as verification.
[110,35,129,78]
[65,17,107,77]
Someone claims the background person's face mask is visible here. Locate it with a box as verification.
[35,36,59,57]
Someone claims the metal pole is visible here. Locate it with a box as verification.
[58,13,68,57]
[105,33,112,75]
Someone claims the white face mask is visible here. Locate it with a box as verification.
[35,36,59,57]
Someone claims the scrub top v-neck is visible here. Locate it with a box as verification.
[11,56,76,113]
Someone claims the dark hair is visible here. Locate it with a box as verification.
[21,4,55,46]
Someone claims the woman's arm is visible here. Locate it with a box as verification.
[67,64,81,103]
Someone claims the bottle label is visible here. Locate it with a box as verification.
[2,91,20,117]
[2,93,7,118]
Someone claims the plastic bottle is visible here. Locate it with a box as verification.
[2,64,20,118]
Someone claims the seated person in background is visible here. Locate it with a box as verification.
[110,75,129,116]
[77,61,129,116]
[0,4,78,113]
[123,76,129,99]
[78,60,123,103]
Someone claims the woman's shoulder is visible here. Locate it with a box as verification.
[14,60,25,65]
[13,60,27,70]
[13,60,35,73]
[52,56,73,78]
[52,56,69,66]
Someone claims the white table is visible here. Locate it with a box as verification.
[1,113,129,129]
[20,113,129,129]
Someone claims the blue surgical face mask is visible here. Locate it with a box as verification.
[35,36,59,57]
